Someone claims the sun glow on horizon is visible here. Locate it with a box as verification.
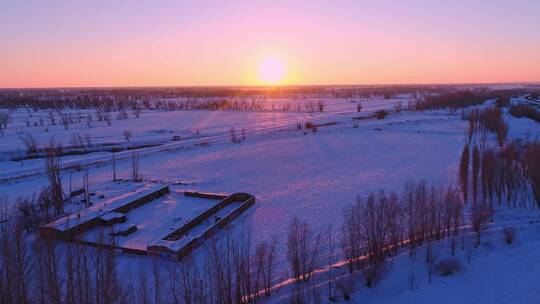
[257,56,287,85]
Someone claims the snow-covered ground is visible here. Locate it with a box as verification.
[257,204,540,304]
[1,94,539,303]
[1,99,466,256]
[0,97,408,179]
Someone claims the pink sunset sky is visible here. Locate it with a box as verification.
[1,0,539,88]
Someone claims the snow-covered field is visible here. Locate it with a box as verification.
[1,97,464,251]
[1,93,539,303]
[0,97,405,178]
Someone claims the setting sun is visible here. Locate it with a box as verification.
[257,56,286,85]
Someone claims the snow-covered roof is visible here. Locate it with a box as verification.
[45,183,167,232]
[99,212,125,222]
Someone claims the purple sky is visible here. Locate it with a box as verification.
[1,0,539,87]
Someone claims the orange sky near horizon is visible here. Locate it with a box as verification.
[1,1,539,88]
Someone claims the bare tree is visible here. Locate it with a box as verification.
[470,205,493,246]
[152,259,162,304]
[19,132,38,155]
[524,142,540,208]
[135,266,151,304]
[94,235,125,304]
[36,238,63,304]
[395,101,403,113]
[12,220,31,304]
[123,130,133,142]
[84,134,92,147]
[0,196,15,304]
[255,236,277,298]
[0,112,12,137]
[171,257,210,304]
[403,181,429,255]
[481,148,497,207]
[230,127,239,143]
[472,145,480,206]
[65,242,76,304]
[496,121,508,147]
[459,144,470,204]
[45,140,64,216]
[386,192,402,257]
[447,187,463,255]
[73,243,93,304]
[86,114,93,128]
[357,192,388,287]
[83,171,90,207]
[132,103,142,118]
[70,132,87,149]
[112,153,117,182]
[287,217,321,282]
[231,232,254,303]
[342,198,362,272]
[116,108,129,120]
[60,112,71,130]
[105,111,112,126]
[207,234,241,303]
[326,224,335,301]
[318,100,325,112]
[16,195,40,233]
[47,110,56,125]
[131,152,141,182]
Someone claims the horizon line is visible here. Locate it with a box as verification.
[1,80,540,91]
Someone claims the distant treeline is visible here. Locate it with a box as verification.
[0,85,518,109]
[509,104,540,123]
[413,88,527,111]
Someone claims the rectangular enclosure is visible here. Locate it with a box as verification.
[39,182,255,260]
